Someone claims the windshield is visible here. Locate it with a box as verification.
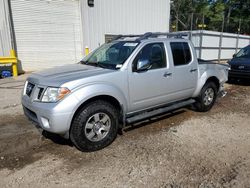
[235,45,250,58]
[81,41,139,69]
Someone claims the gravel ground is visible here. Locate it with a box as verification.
[0,75,249,188]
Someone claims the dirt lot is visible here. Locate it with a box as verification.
[0,75,249,188]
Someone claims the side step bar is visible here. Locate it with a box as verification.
[126,99,195,124]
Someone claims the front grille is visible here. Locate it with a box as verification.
[37,88,44,100]
[231,64,250,71]
[26,82,35,97]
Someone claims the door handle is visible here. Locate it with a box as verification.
[190,68,197,72]
[163,72,172,77]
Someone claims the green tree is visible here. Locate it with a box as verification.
[170,0,250,34]
[207,0,225,31]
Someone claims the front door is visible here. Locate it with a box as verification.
[128,42,173,112]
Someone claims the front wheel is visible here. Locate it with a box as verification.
[70,100,119,152]
[194,82,218,112]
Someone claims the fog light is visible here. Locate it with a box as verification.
[41,117,50,128]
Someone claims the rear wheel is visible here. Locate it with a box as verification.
[194,82,217,112]
[70,100,119,152]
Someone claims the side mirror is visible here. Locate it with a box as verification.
[233,54,236,58]
[136,59,151,72]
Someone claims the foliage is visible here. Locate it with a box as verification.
[170,0,250,34]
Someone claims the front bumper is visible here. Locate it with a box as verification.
[22,93,80,135]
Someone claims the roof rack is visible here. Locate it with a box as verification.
[110,34,142,42]
[110,32,189,42]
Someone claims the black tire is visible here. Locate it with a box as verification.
[194,82,218,112]
[70,100,119,152]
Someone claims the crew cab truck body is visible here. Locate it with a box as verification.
[22,33,229,151]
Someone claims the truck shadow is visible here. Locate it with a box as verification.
[41,110,187,144]
[42,131,73,146]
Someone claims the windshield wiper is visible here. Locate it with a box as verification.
[79,60,87,64]
[84,61,107,69]
[81,61,115,70]
[79,60,97,66]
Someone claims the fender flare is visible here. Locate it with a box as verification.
[193,70,220,97]
[69,83,128,126]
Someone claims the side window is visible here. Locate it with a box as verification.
[170,42,192,66]
[133,43,166,71]
[183,43,191,63]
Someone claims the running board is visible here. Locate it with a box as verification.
[126,99,195,124]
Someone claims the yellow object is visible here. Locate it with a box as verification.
[198,24,207,28]
[85,46,89,56]
[0,49,18,77]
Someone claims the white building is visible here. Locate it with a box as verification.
[0,0,170,71]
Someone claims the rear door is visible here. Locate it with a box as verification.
[168,41,198,99]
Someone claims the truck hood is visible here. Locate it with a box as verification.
[27,64,115,86]
[230,57,250,65]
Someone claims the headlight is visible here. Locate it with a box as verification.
[41,87,70,103]
[23,81,28,95]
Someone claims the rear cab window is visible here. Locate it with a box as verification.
[170,42,192,66]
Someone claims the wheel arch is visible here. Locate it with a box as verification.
[71,95,125,131]
[193,76,219,112]
[193,74,221,97]
[205,76,220,91]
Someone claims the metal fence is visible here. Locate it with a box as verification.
[170,12,250,61]
[173,30,250,62]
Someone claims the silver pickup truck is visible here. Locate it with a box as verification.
[22,32,229,151]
